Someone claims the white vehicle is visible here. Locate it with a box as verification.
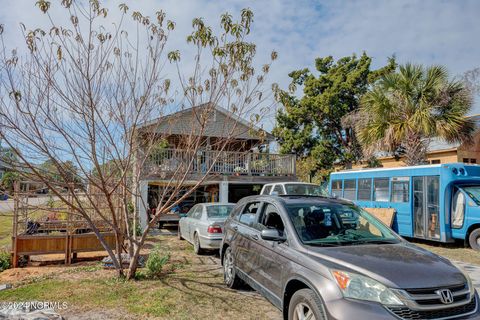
[178,203,235,254]
[260,182,327,196]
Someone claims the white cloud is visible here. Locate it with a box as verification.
[1,0,479,126]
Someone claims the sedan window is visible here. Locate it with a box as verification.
[206,205,234,218]
[186,205,197,218]
[192,206,203,219]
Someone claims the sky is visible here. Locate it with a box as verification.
[1,0,479,126]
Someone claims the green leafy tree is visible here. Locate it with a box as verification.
[273,53,396,180]
[357,64,475,165]
[0,171,19,192]
[40,160,81,188]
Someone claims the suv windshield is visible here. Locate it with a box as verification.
[285,184,326,196]
[461,186,480,206]
[206,205,234,218]
[286,201,399,246]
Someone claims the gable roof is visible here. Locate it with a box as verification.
[139,103,274,141]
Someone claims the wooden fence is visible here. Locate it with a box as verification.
[11,182,122,267]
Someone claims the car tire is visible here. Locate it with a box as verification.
[469,228,480,250]
[177,225,184,240]
[193,233,204,255]
[288,288,326,320]
[223,246,243,289]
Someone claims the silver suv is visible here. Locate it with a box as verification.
[220,195,479,320]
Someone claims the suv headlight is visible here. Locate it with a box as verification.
[331,270,403,306]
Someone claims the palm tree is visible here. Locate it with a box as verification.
[357,63,476,166]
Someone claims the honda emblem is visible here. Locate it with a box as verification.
[436,289,454,304]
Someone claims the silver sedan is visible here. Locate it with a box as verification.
[178,203,235,254]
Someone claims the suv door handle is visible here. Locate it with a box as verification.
[251,234,259,240]
[233,226,238,231]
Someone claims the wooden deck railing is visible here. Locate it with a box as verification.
[144,149,296,177]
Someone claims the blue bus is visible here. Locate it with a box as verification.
[329,163,480,248]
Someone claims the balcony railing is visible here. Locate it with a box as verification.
[144,149,296,177]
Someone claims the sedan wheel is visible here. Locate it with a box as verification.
[177,225,183,240]
[193,233,204,255]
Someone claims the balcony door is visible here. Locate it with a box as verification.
[413,176,440,240]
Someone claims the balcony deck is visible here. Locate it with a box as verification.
[143,149,296,181]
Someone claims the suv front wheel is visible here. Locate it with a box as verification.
[223,247,242,288]
[289,289,326,320]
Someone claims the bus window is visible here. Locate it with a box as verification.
[358,178,372,201]
[452,187,465,228]
[391,177,409,202]
[331,180,342,197]
[426,176,440,239]
[373,178,389,201]
[343,179,356,200]
[462,186,480,206]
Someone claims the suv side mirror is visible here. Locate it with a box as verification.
[261,228,286,242]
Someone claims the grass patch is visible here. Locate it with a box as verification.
[0,214,12,249]
[413,240,480,265]
[0,277,175,317]
[0,235,281,319]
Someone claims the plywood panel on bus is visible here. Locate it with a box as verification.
[364,208,396,227]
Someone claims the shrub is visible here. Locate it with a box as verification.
[0,251,11,272]
[146,247,170,278]
[46,196,55,208]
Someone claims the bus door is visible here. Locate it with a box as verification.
[413,176,440,240]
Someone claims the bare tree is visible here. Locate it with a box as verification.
[0,1,276,279]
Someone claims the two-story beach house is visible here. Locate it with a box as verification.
[135,104,296,229]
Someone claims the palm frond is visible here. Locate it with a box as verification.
[356,63,475,165]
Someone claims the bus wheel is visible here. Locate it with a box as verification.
[468,229,480,251]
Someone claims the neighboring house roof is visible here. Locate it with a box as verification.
[139,103,274,141]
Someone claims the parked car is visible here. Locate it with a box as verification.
[157,201,194,229]
[260,182,327,196]
[178,203,235,254]
[221,195,479,320]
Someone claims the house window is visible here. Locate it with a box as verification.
[357,178,372,201]
[331,180,342,197]
[462,158,477,164]
[391,177,410,202]
[373,178,389,202]
[431,159,441,164]
[343,179,356,200]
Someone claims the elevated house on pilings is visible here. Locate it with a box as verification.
[135,104,297,229]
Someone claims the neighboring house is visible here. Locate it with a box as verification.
[352,114,480,169]
[135,104,296,228]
